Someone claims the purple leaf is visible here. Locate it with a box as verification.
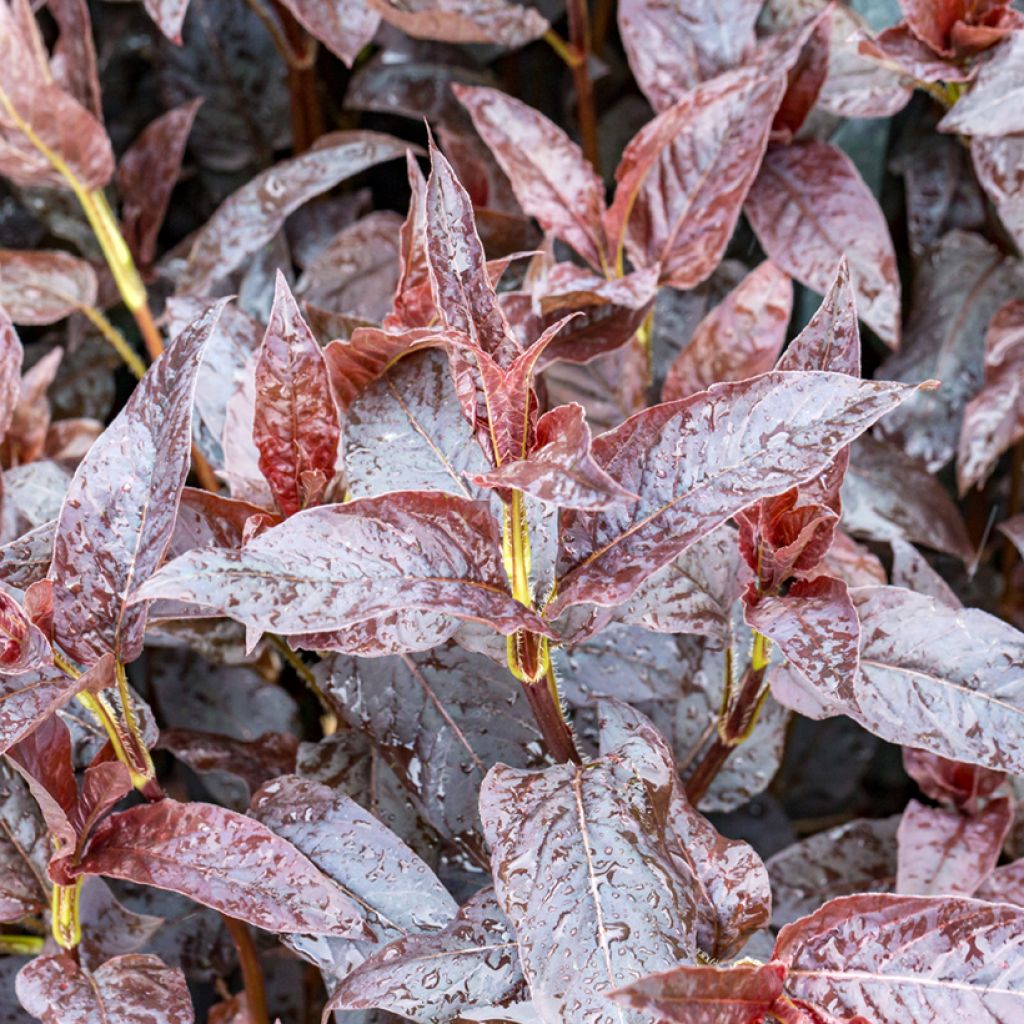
[275,0,380,67]
[0,250,98,326]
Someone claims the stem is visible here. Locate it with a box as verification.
[76,303,146,380]
[223,916,270,1024]
[114,661,157,789]
[270,0,323,152]
[0,934,45,955]
[51,879,82,950]
[564,0,601,173]
[1002,440,1024,608]
[268,633,336,732]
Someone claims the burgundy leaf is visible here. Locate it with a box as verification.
[134,490,549,641]
[480,758,702,1024]
[770,11,831,142]
[75,798,375,938]
[453,85,608,271]
[766,816,899,928]
[252,273,340,517]
[877,231,1024,472]
[958,299,1024,494]
[889,538,961,609]
[16,953,193,1024]
[0,250,98,326]
[857,23,976,83]
[552,372,923,614]
[972,135,1024,253]
[617,0,761,108]
[900,0,974,55]
[0,761,49,921]
[325,887,525,1022]
[116,99,202,268]
[46,0,103,121]
[745,141,900,347]
[774,893,1024,1022]
[366,0,548,48]
[662,261,792,402]
[0,589,51,676]
[471,403,637,510]
[610,960,786,1024]
[1001,514,1024,559]
[50,301,225,666]
[607,66,786,288]
[177,131,409,296]
[0,1,113,190]
[143,0,190,43]
[896,797,1012,896]
[0,304,21,439]
[275,0,380,67]
[903,748,1005,814]
[748,577,859,713]
[939,34,1024,136]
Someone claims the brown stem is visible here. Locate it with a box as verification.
[564,0,601,173]
[521,668,581,765]
[224,916,270,1024]
[132,301,165,362]
[271,0,323,152]
[1001,440,1024,608]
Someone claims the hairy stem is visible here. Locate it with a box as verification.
[51,879,82,950]
[224,916,270,1024]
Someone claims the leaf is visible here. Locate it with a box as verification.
[0,590,51,676]
[889,538,961,609]
[50,301,225,666]
[471,403,637,510]
[958,299,1024,494]
[609,961,786,1024]
[144,0,190,43]
[896,797,1012,896]
[749,576,859,717]
[607,66,786,288]
[972,135,1024,253]
[551,371,924,614]
[116,99,202,268]
[453,85,608,271]
[275,0,380,67]
[744,141,901,347]
[782,585,1024,775]
[766,816,899,928]
[662,261,792,402]
[16,953,193,1024]
[322,643,544,852]
[0,1,114,191]
[903,748,1005,813]
[480,758,702,1024]
[0,250,98,326]
[774,893,1024,1022]
[877,230,1024,472]
[771,10,831,142]
[366,0,548,48]
[939,34,1024,136]
[0,761,49,921]
[0,304,21,436]
[75,798,375,938]
[132,491,549,641]
[841,434,973,562]
[253,273,341,517]
[325,887,526,1023]
[177,131,410,296]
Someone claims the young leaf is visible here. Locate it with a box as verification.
[453,85,608,271]
[551,372,924,614]
[253,273,341,517]
[50,301,225,666]
[16,953,193,1024]
[745,141,901,347]
[116,99,202,268]
[609,960,786,1024]
[617,0,761,108]
[662,261,792,402]
[903,748,1004,813]
[132,491,551,641]
[177,131,409,296]
[365,0,548,48]
[958,299,1024,494]
[325,888,526,1023]
[896,797,1012,896]
[480,758,702,1024]
[774,893,1024,1022]
[607,66,786,287]
[0,590,52,676]
[74,799,375,939]
[766,817,899,928]
[470,403,638,510]
[0,250,98,326]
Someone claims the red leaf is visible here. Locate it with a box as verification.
[365,0,548,47]
[75,799,375,938]
[607,66,785,287]
[663,261,792,402]
[774,893,1024,1021]
[769,10,832,142]
[252,274,341,517]
[939,33,1024,136]
[117,99,202,268]
[454,85,609,271]
[275,0,380,67]
[857,23,976,83]
[552,372,923,614]
[0,589,51,676]
[132,491,551,641]
[0,304,21,441]
[610,960,787,1024]
[889,538,961,609]
[745,141,901,347]
[471,402,638,510]
[903,748,1005,813]
[0,250,98,326]
[50,302,225,666]
[972,135,1024,253]
[896,797,1012,896]
[16,953,193,1024]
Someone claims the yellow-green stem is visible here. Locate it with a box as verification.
[751,631,772,672]
[51,878,82,950]
[0,934,45,955]
[76,302,146,379]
